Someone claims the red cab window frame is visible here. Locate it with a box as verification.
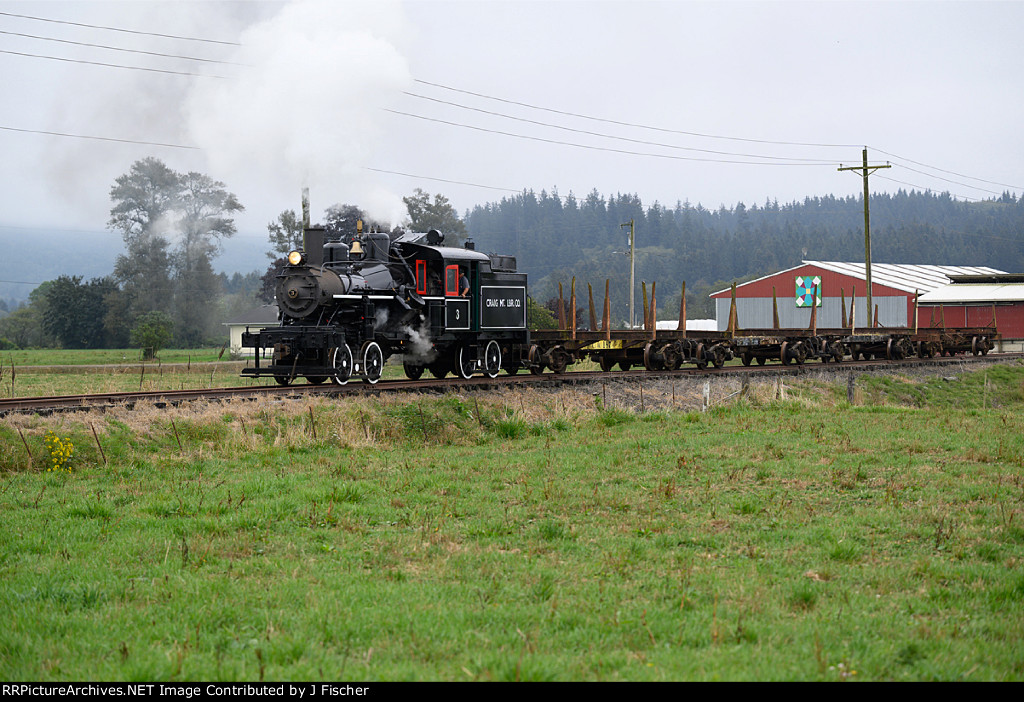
[415,259,427,295]
[445,265,460,297]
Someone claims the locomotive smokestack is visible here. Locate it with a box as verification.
[305,227,325,268]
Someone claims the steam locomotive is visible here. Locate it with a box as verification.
[241,225,529,384]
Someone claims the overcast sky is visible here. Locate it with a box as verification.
[2,0,1022,248]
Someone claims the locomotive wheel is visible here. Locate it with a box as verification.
[484,340,502,379]
[361,341,383,384]
[330,344,353,386]
[403,360,425,380]
[428,361,449,379]
[504,360,521,375]
[306,375,327,385]
[457,345,476,380]
[274,374,292,386]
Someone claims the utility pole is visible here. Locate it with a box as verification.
[839,149,890,324]
[620,219,635,328]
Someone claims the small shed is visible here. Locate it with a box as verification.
[223,305,279,357]
[918,274,1024,351]
[711,261,1005,331]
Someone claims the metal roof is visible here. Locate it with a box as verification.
[919,283,1024,304]
[713,262,1007,297]
[802,262,1006,294]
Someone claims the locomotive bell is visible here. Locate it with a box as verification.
[350,239,364,256]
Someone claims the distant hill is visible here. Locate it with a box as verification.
[0,227,269,305]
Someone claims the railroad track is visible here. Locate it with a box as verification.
[1,352,1020,416]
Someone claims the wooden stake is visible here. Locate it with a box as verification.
[570,277,577,340]
[588,283,597,331]
[308,407,317,441]
[641,282,649,331]
[772,286,780,330]
[17,427,33,465]
[603,280,611,340]
[841,287,848,328]
[678,281,687,336]
[558,283,566,330]
[91,423,107,465]
[170,420,183,452]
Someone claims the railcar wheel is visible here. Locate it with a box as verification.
[549,347,569,374]
[756,356,767,366]
[361,341,383,384]
[694,343,707,370]
[662,344,681,371]
[528,345,545,375]
[330,344,353,385]
[457,345,477,380]
[618,361,632,372]
[643,342,661,371]
[306,376,326,385]
[741,352,753,366]
[780,342,791,366]
[599,355,615,373]
[403,360,425,380]
[484,340,502,379]
[274,374,292,386]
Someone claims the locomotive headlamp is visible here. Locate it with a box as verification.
[287,250,305,266]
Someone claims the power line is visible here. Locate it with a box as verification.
[0,125,198,150]
[0,11,240,46]
[364,168,520,193]
[870,146,1022,191]
[0,29,245,65]
[402,92,837,164]
[414,78,863,149]
[383,109,829,167]
[0,49,226,78]
[890,163,1005,197]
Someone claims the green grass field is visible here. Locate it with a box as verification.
[1,362,1022,680]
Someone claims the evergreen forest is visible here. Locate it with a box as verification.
[465,189,1024,321]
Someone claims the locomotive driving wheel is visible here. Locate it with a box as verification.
[329,344,353,386]
[403,360,425,380]
[457,345,477,380]
[360,341,383,384]
[484,340,502,379]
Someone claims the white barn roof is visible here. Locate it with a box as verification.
[802,262,1006,295]
[919,283,1024,304]
[714,262,1007,297]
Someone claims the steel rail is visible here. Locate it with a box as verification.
[1,352,1020,416]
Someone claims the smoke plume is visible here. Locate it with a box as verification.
[184,0,413,226]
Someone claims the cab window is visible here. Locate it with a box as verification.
[445,265,459,297]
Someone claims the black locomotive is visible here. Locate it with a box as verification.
[241,225,529,384]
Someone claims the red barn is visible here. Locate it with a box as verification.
[919,274,1024,351]
[711,261,1005,331]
